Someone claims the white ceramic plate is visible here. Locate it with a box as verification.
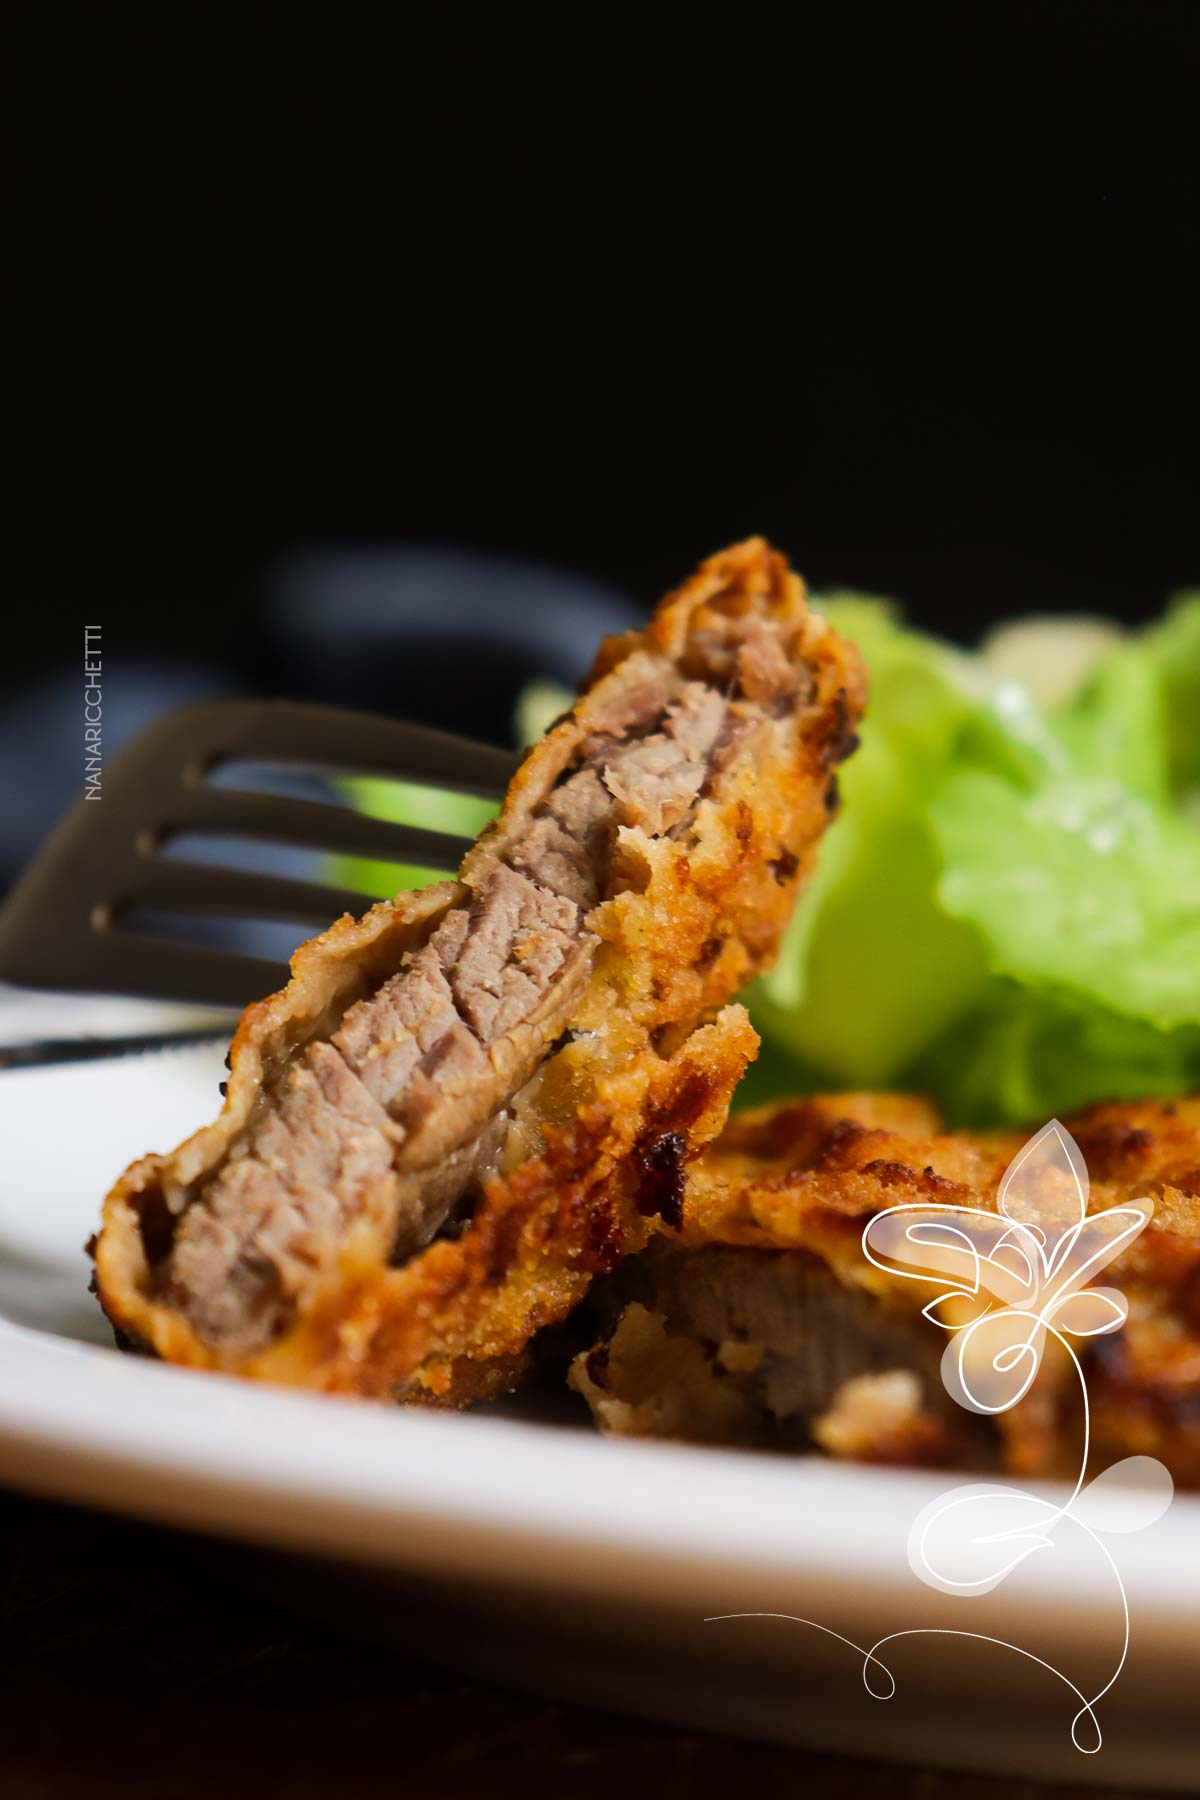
[0,1042,1195,1787]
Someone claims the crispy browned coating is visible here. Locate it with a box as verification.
[93,539,863,1403]
[572,1093,1200,1483]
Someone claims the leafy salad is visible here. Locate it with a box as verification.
[340,592,1200,1126]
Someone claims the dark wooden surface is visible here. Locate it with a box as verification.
[0,1486,1164,1800]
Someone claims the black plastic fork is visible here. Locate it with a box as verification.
[0,701,519,1009]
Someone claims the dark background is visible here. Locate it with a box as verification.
[6,1,1198,855]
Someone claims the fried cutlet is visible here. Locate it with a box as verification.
[571,1094,1200,1482]
[94,539,864,1404]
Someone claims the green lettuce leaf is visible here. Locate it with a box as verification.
[754,590,1200,1123]
[930,768,1200,1029]
[916,986,1200,1127]
[1145,592,1200,819]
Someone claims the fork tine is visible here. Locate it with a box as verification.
[86,935,287,1009]
[0,888,287,1007]
[119,859,383,925]
[0,700,515,1008]
[175,700,521,799]
[160,787,474,869]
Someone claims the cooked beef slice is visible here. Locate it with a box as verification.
[165,1044,399,1351]
[599,686,726,835]
[331,868,576,1119]
[162,660,787,1353]
[640,1245,942,1424]
[573,1246,954,1453]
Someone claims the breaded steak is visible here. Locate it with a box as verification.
[572,1093,1200,1482]
[94,539,864,1404]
